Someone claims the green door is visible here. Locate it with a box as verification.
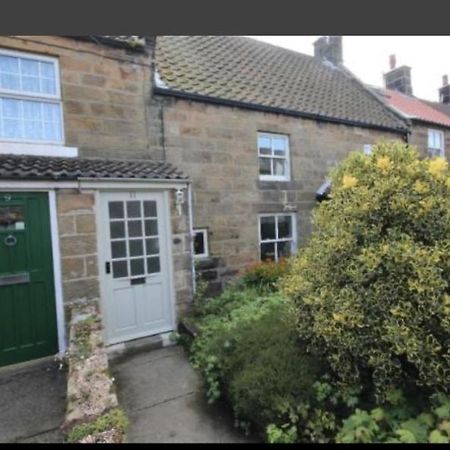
[0,192,58,367]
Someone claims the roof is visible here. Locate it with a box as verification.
[0,154,187,181]
[70,36,148,52]
[424,100,450,119]
[374,87,450,128]
[154,36,408,133]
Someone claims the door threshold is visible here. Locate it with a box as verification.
[0,354,60,375]
[106,331,176,362]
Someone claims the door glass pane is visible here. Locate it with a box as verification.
[109,202,124,219]
[260,216,276,240]
[0,206,25,230]
[128,220,143,237]
[260,242,275,261]
[129,239,144,257]
[112,260,128,278]
[277,241,292,259]
[110,221,125,239]
[111,240,126,259]
[145,237,159,255]
[278,215,292,239]
[259,157,271,175]
[147,256,160,274]
[130,258,145,276]
[145,219,158,236]
[143,201,157,217]
[127,201,141,218]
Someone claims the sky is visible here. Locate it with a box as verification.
[248,36,450,102]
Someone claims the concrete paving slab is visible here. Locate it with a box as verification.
[110,345,253,443]
[0,358,67,443]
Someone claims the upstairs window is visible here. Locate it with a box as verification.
[0,50,63,144]
[258,132,290,181]
[427,129,444,157]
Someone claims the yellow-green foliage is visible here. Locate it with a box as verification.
[282,141,450,399]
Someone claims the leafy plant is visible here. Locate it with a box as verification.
[241,258,290,292]
[282,142,450,400]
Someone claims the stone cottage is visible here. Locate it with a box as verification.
[0,36,193,368]
[0,35,409,368]
[150,36,409,293]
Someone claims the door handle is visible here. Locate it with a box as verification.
[105,261,111,274]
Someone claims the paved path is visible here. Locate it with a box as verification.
[110,345,253,443]
[0,358,67,443]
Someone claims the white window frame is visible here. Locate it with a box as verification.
[0,48,64,145]
[427,128,445,157]
[193,228,209,259]
[258,213,297,262]
[257,132,291,182]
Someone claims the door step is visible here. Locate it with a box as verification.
[106,332,175,362]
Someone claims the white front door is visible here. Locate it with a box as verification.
[100,191,174,345]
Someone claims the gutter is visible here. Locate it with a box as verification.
[153,87,409,135]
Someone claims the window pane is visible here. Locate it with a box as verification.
[41,78,56,95]
[145,219,158,236]
[112,260,128,278]
[194,231,205,255]
[147,256,160,273]
[1,73,19,90]
[111,240,127,259]
[273,137,286,155]
[258,136,271,155]
[260,216,276,240]
[3,119,21,138]
[130,258,145,276]
[2,98,20,118]
[40,62,55,79]
[24,120,42,140]
[110,221,125,239]
[21,59,39,77]
[23,101,41,120]
[273,159,286,176]
[261,242,275,261]
[259,157,271,175]
[22,76,40,93]
[277,241,292,259]
[109,202,124,219]
[143,201,157,217]
[127,201,141,218]
[0,55,19,74]
[146,237,159,255]
[278,215,293,239]
[43,121,60,141]
[129,239,144,257]
[128,220,143,237]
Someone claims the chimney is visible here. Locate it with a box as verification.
[384,55,413,96]
[439,75,450,104]
[313,36,343,65]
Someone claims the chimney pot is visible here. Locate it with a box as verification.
[389,54,396,70]
[443,75,448,86]
[313,36,343,65]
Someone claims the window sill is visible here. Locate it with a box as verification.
[0,141,78,158]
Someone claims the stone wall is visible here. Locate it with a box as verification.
[151,96,405,291]
[57,189,100,310]
[408,122,450,160]
[0,36,153,159]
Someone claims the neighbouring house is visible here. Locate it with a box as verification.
[0,35,409,369]
[0,36,193,368]
[371,55,450,159]
[149,35,408,293]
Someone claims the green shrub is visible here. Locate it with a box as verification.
[241,258,290,292]
[337,390,450,443]
[66,408,128,443]
[282,142,450,400]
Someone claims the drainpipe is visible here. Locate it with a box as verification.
[187,182,196,294]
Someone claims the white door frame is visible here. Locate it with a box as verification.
[96,188,178,345]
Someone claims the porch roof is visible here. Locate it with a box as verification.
[0,154,188,182]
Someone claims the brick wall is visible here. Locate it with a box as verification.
[0,36,153,159]
[152,96,404,291]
